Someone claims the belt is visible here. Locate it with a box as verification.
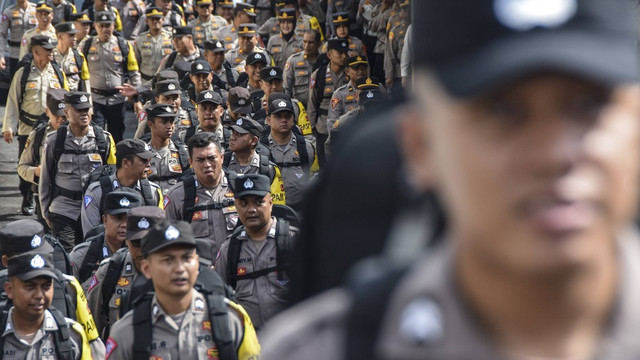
[52,186,83,201]
[92,88,120,96]
[19,110,41,126]
[190,199,235,212]
[8,40,20,47]
[148,174,180,182]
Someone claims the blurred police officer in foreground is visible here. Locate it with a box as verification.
[259,1,640,359]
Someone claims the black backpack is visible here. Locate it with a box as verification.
[222,151,271,179]
[17,54,65,127]
[77,232,126,284]
[32,122,51,170]
[259,130,310,170]
[82,168,157,218]
[181,174,235,223]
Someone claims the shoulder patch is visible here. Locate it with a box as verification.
[84,195,93,208]
[163,196,170,208]
[88,275,99,292]
[105,337,118,358]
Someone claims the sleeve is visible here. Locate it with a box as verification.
[226,300,261,360]
[306,70,318,128]
[400,25,411,78]
[130,15,145,40]
[38,132,55,221]
[133,40,141,65]
[270,165,286,205]
[2,66,23,134]
[69,245,87,280]
[18,35,27,60]
[67,275,101,342]
[104,320,133,360]
[384,30,396,81]
[283,56,294,96]
[85,263,108,339]
[306,141,317,174]
[106,133,117,164]
[126,42,142,86]
[69,320,97,360]
[326,92,343,133]
[214,239,230,282]
[17,129,38,184]
[81,185,102,238]
[163,185,182,220]
[80,52,90,80]
[0,10,10,55]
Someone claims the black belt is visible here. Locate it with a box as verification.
[92,88,120,96]
[275,161,303,168]
[19,110,41,126]
[52,186,83,201]
[8,40,20,46]
[189,199,235,212]
[148,174,179,182]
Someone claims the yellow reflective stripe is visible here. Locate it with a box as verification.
[271,165,286,205]
[71,322,93,360]
[107,134,117,164]
[126,42,140,72]
[227,300,261,360]
[296,102,312,136]
[80,52,90,80]
[68,276,100,341]
[157,188,165,209]
[114,8,122,31]
[310,16,323,41]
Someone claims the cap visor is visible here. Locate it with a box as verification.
[126,229,148,241]
[70,103,92,110]
[230,125,250,134]
[231,104,252,114]
[146,240,196,256]
[136,150,156,160]
[436,30,639,99]
[234,190,270,198]
[271,107,293,115]
[16,269,56,281]
[160,89,182,96]
[105,208,131,215]
[191,70,210,75]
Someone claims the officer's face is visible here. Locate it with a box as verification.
[32,45,53,63]
[103,213,128,244]
[235,194,273,232]
[205,50,225,69]
[346,65,367,83]
[246,63,265,83]
[5,276,53,321]
[403,70,640,274]
[268,111,294,135]
[189,143,223,187]
[238,35,255,53]
[328,49,347,67]
[157,93,181,109]
[36,10,52,27]
[173,35,193,54]
[302,32,319,55]
[74,22,91,40]
[155,0,171,12]
[57,32,76,49]
[229,129,255,152]
[126,239,144,271]
[197,102,222,129]
[217,6,232,21]
[260,79,283,98]
[125,155,152,179]
[336,24,349,38]
[95,22,114,42]
[148,117,174,140]
[45,109,67,130]
[146,16,163,32]
[190,73,212,93]
[65,106,92,127]
[196,3,212,18]
[279,20,294,35]
[142,246,199,297]
[235,11,250,25]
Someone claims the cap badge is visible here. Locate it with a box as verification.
[269,69,277,76]
[31,235,42,248]
[255,53,261,59]
[366,91,374,98]
[493,0,577,31]
[168,83,176,90]
[216,41,222,47]
[243,26,248,32]
[138,217,150,229]
[58,103,65,109]
[244,178,254,189]
[30,254,45,269]
[357,56,362,61]
[338,15,343,21]
[236,119,243,125]
[278,100,286,107]
[101,14,107,20]
[165,106,172,113]
[237,99,246,105]
[165,225,180,240]
[342,41,347,47]
[196,63,203,70]
[119,197,130,207]
[145,143,152,151]
[204,92,213,99]
[79,95,88,102]
[366,77,372,84]
[173,28,177,34]
[399,298,443,345]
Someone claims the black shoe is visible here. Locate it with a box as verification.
[21,194,35,216]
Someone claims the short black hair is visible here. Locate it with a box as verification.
[116,153,137,169]
[304,29,320,44]
[187,132,223,158]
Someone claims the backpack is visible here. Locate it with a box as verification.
[183,126,231,149]
[0,306,78,360]
[32,122,50,168]
[226,218,294,289]
[135,137,190,183]
[82,35,130,80]
[77,232,126,284]
[311,62,329,121]
[83,169,157,217]
[131,266,237,360]
[259,130,310,170]
[165,49,204,71]
[17,54,65,127]
[181,174,235,223]
[222,151,271,179]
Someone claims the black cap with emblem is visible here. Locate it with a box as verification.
[46,88,67,117]
[64,91,92,110]
[359,88,384,107]
[235,2,256,17]
[355,76,380,90]
[277,8,296,22]
[31,35,55,50]
[245,52,268,66]
[268,97,294,115]
[196,90,223,105]
[54,21,77,34]
[71,11,91,23]
[204,39,225,53]
[191,59,212,75]
[126,206,166,241]
[347,55,368,68]
[260,66,283,82]
[172,26,193,37]
[237,23,257,36]
[332,11,349,25]
[35,1,53,12]
[227,87,252,113]
[326,39,348,53]
[155,79,182,96]
[95,10,115,23]
[8,250,57,281]
[103,189,143,215]
[141,219,196,256]
[145,6,163,18]
[0,220,46,257]
[146,103,178,120]
[233,174,271,198]
[230,116,264,137]
[116,138,156,160]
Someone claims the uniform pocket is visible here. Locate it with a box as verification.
[57,156,75,174]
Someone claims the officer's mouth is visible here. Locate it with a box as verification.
[30,302,45,311]
[171,277,188,286]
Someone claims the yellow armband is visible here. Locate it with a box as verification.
[226,300,261,360]
[270,166,286,205]
[69,276,100,341]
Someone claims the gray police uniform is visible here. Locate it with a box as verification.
[213,64,239,91]
[265,133,314,208]
[68,232,116,288]
[105,289,252,359]
[131,10,185,38]
[326,82,359,132]
[225,151,276,179]
[369,3,395,56]
[80,173,162,236]
[86,248,138,338]
[321,35,366,57]
[133,29,174,80]
[18,25,56,60]
[0,2,37,61]
[53,47,89,92]
[215,217,296,329]
[214,24,238,51]
[1,308,86,360]
[147,140,188,194]
[267,32,303,70]
[17,122,55,185]
[164,173,237,255]
[384,21,408,83]
[52,0,76,25]
[178,122,226,148]
[257,16,278,40]
[133,106,194,139]
[225,46,271,73]
[188,15,227,47]
[307,65,347,137]
[283,51,315,108]
[112,0,145,40]
[156,46,205,72]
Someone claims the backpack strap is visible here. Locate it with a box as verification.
[182,175,197,222]
[183,126,197,145]
[222,127,231,149]
[18,56,33,117]
[98,174,115,217]
[32,122,49,166]
[101,251,127,339]
[222,61,236,88]
[132,293,154,360]
[78,235,108,284]
[312,64,327,121]
[49,307,76,360]
[176,142,190,171]
[259,153,271,179]
[226,226,245,289]
[274,219,290,281]
[50,60,66,90]
[139,179,156,206]
[295,132,309,167]
[222,151,233,168]
[166,51,179,70]
[205,293,238,360]
[92,125,109,163]
[81,36,93,57]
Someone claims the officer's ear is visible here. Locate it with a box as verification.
[1,255,8,268]
[396,102,436,193]
[102,214,107,224]
[4,279,12,299]
[140,258,152,279]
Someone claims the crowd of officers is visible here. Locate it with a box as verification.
[0,0,411,358]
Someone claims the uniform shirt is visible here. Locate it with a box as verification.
[17,122,55,184]
[215,217,294,328]
[86,248,138,338]
[267,32,303,70]
[38,126,116,222]
[226,151,287,205]
[79,35,141,105]
[164,173,237,255]
[105,289,261,360]
[133,106,194,139]
[384,21,408,80]
[188,15,227,47]
[133,29,173,79]
[156,46,204,73]
[1,308,90,360]
[283,51,316,109]
[178,122,225,148]
[52,0,76,25]
[112,0,145,40]
[326,82,359,133]
[257,16,278,40]
[2,61,66,136]
[225,46,271,73]
[53,47,90,92]
[0,2,37,59]
[296,13,322,40]
[325,107,359,158]
[212,64,239,91]
[321,35,366,57]
[265,133,314,208]
[68,232,118,290]
[147,140,188,194]
[18,24,56,60]
[369,3,395,54]
[81,173,163,236]
[307,65,347,135]
[131,10,185,38]
[214,23,238,51]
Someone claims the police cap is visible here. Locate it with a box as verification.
[268,97,294,115]
[217,0,233,8]
[71,11,91,23]
[141,219,196,256]
[332,11,349,24]
[54,21,77,34]
[126,206,166,241]
[234,174,271,198]
[116,138,156,160]
[103,189,143,215]
[31,35,55,50]
[8,251,57,281]
[237,23,257,36]
[204,39,225,53]
[46,88,67,117]
[246,52,267,66]
[260,66,283,82]
[172,26,193,37]
[95,11,115,23]
[0,220,46,257]
[326,39,348,53]
[155,79,182,96]
[35,1,53,12]
[277,8,296,22]
[227,87,252,113]
[359,88,383,107]
[191,59,212,75]
[145,6,163,18]
[346,55,368,68]
[146,103,178,120]
[230,116,264,137]
[196,90,223,105]
[64,91,92,110]
[235,2,256,17]
[155,70,179,83]
[355,76,379,90]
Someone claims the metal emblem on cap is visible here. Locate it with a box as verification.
[494,0,577,31]
[236,119,243,125]
[165,225,180,240]
[196,63,203,70]
[138,217,150,229]
[58,103,65,109]
[269,69,277,76]
[366,77,372,84]
[101,14,107,20]
[342,41,347,47]
[278,100,287,107]
[255,53,261,59]
[244,178,254,189]
[119,197,130,207]
[31,235,42,248]
[216,41,222,47]
[238,99,246,105]
[168,83,176,90]
[366,91,374,98]
[165,106,172,113]
[399,298,443,345]
[80,95,88,102]
[30,254,45,269]
[204,92,213,99]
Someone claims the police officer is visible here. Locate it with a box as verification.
[226,117,286,204]
[181,90,226,146]
[104,219,261,359]
[0,0,37,72]
[307,38,348,167]
[134,79,196,139]
[18,89,68,225]
[79,11,142,143]
[54,21,90,92]
[326,55,369,131]
[321,12,365,57]
[225,23,272,73]
[86,206,166,340]
[324,0,357,38]
[18,1,55,60]
[267,8,303,70]
[71,10,91,43]
[3,34,67,216]
[188,0,227,47]
[134,7,173,82]
[39,91,116,251]
[51,0,76,25]
[187,59,214,103]
[215,174,296,328]
[165,132,237,254]
[243,51,268,92]
[215,1,256,51]
[144,103,190,194]
[383,0,409,95]
[87,0,124,33]
[157,26,205,72]
[222,86,252,126]
[131,0,186,38]
[264,98,314,211]
[204,39,239,94]
[111,0,145,40]
[81,138,163,236]
[283,29,320,109]
[71,189,143,285]
[367,0,395,81]
[215,0,233,24]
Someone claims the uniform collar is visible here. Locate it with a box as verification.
[150,289,206,325]
[236,216,278,241]
[3,308,60,340]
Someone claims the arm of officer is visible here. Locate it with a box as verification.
[384,30,396,87]
[283,56,294,97]
[104,315,134,359]
[326,93,343,133]
[17,129,38,184]
[305,141,316,174]
[85,260,109,339]
[0,10,10,68]
[38,131,56,223]
[226,300,261,360]
[130,15,144,38]
[81,184,103,238]
[2,66,23,140]
[214,238,230,283]
[64,273,101,344]
[66,319,98,360]
[163,184,183,220]
[307,70,318,129]
[125,42,141,87]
